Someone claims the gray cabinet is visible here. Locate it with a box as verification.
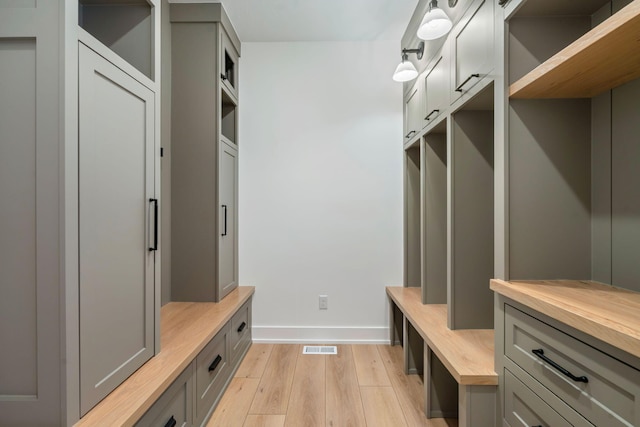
[135,366,193,427]
[423,51,448,127]
[0,1,161,425]
[78,42,157,415]
[404,84,423,143]
[170,3,241,302]
[451,0,494,100]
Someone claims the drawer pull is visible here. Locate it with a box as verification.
[237,321,247,333]
[164,416,177,427]
[532,349,588,383]
[209,354,222,372]
[425,109,439,121]
[455,73,480,92]
[405,130,416,139]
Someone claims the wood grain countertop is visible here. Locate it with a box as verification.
[491,279,640,360]
[75,286,255,427]
[386,286,497,386]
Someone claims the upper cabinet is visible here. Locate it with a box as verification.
[404,82,423,144]
[451,0,494,101]
[423,46,449,128]
[221,28,240,100]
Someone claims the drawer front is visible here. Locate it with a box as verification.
[195,325,229,422]
[135,365,193,427]
[505,304,640,427]
[230,299,251,361]
[504,368,573,427]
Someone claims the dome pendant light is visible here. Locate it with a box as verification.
[392,41,424,82]
[417,0,452,40]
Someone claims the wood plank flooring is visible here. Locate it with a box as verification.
[208,344,458,427]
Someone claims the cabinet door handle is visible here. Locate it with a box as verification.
[209,354,223,372]
[149,198,158,251]
[498,0,509,5]
[425,109,440,121]
[164,416,177,427]
[221,205,227,237]
[532,349,588,383]
[237,321,247,333]
[221,73,228,81]
[455,73,480,92]
[405,130,416,139]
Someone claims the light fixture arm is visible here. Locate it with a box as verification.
[401,41,424,61]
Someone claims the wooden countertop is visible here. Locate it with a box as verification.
[75,286,255,427]
[386,287,497,386]
[491,279,640,360]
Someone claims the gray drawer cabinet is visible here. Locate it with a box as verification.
[451,0,494,101]
[504,369,575,427]
[136,366,193,427]
[502,303,640,427]
[195,325,230,425]
[230,299,252,366]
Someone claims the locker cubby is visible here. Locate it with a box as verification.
[404,143,422,289]
[79,0,154,80]
[423,119,447,304]
[221,88,236,144]
[507,0,640,293]
[449,82,494,329]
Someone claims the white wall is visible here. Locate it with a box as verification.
[239,41,404,343]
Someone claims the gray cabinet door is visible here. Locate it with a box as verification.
[404,85,422,141]
[218,140,238,300]
[78,43,156,415]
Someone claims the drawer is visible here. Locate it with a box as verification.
[230,299,251,363]
[504,368,574,427]
[505,304,640,427]
[135,365,193,427]
[195,325,229,423]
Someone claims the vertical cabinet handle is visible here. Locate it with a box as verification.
[532,349,588,383]
[221,205,227,236]
[164,416,177,427]
[149,198,158,251]
[455,73,480,92]
[209,354,222,372]
[220,73,228,81]
[237,321,247,333]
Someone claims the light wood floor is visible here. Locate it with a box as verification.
[208,344,458,427]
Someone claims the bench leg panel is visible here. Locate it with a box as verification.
[459,384,497,427]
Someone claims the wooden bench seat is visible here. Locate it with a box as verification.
[76,286,255,426]
[386,286,497,427]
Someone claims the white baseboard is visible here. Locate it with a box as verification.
[252,326,389,344]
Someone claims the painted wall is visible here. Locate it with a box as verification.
[239,41,403,343]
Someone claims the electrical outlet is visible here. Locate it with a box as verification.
[319,295,328,310]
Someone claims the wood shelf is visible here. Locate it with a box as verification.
[386,287,497,385]
[75,286,255,427]
[509,0,640,99]
[491,279,640,359]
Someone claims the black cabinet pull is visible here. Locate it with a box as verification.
[209,354,222,372]
[149,198,158,251]
[455,73,480,92]
[164,415,177,427]
[425,109,440,121]
[405,130,416,139]
[532,349,588,383]
[498,0,509,5]
[221,73,228,81]
[237,321,247,333]
[221,205,227,237]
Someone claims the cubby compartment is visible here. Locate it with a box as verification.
[78,0,155,80]
[404,143,422,288]
[220,28,239,98]
[507,1,640,293]
[423,120,447,304]
[449,83,494,329]
[221,88,237,144]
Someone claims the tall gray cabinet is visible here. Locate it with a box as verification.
[170,3,240,303]
[0,1,161,425]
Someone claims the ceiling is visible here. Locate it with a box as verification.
[168,0,418,42]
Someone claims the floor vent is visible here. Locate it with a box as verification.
[303,345,338,355]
